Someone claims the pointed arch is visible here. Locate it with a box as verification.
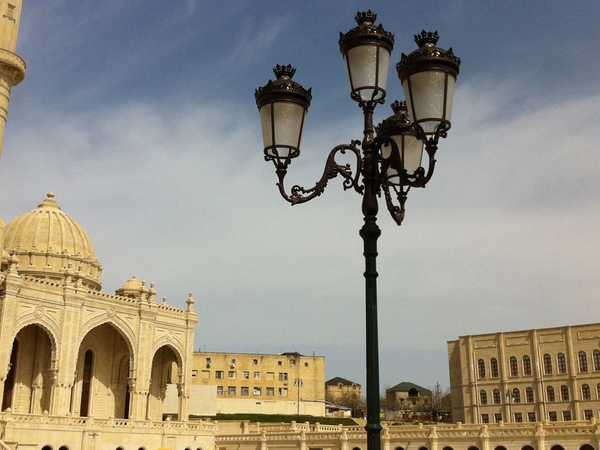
[77,317,136,371]
[73,323,134,419]
[147,344,181,421]
[4,324,55,414]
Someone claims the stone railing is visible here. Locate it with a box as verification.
[215,420,600,450]
[0,411,216,433]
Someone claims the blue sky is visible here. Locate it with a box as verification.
[1,1,599,393]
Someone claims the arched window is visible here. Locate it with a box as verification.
[510,356,518,376]
[594,350,600,371]
[467,447,480,450]
[561,385,569,401]
[582,384,591,400]
[580,445,595,450]
[547,386,555,402]
[442,447,454,450]
[478,359,486,379]
[526,387,534,403]
[80,350,94,417]
[557,353,567,374]
[580,351,589,372]
[491,358,498,378]
[543,353,552,374]
[523,355,532,376]
[480,390,487,405]
[522,446,536,450]
[512,388,521,403]
[493,389,501,404]
[58,447,69,450]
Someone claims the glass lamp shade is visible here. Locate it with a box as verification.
[396,31,461,137]
[255,65,312,162]
[339,11,394,104]
[377,101,424,186]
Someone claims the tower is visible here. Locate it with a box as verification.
[0,0,25,162]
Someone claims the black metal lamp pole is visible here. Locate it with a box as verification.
[255,11,460,450]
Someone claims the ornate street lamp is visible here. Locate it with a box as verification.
[255,11,460,450]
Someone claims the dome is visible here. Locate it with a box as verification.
[3,192,102,290]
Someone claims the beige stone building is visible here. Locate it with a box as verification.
[386,381,432,409]
[448,323,600,424]
[186,351,326,416]
[0,192,215,449]
[325,376,362,402]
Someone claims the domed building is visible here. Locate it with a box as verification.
[0,192,207,449]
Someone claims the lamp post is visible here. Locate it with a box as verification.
[255,11,460,450]
[294,377,303,418]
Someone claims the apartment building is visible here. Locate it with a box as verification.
[448,323,600,424]
[190,351,326,416]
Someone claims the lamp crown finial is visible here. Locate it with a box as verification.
[390,100,407,114]
[415,30,439,47]
[355,10,377,25]
[273,64,296,80]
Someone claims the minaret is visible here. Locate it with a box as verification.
[0,0,25,162]
[0,0,25,263]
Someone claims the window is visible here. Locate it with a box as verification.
[266,387,274,396]
[241,387,249,396]
[528,412,536,422]
[547,386,555,402]
[192,370,198,378]
[584,409,594,420]
[253,359,259,365]
[514,412,522,422]
[228,386,236,395]
[478,359,486,379]
[557,353,567,374]
[254,371,260,379]
[548,411,557,422]
[253,387,262,396]
[526,387,534,403]
[217,386,223,395]
[562,411,571,421]
[579,351,589,372]
[512,388,520,404]
[561,385,569,401]
[582,384,591,400]
[278,387,287,396]
[206,357,211,368]
[523,355,532,376]
[480,390,488,405]
[228,371,236,379]
[597,383,600,400]
[231,359,236,367]
[290,359,296,365]
[243,371,250,379]
[215,371,224,379]
[509,357,518,377]
[278,361,282,366]
[481,414,489,423]
[544,354,552,374]
[304,362,309,367]
[491,358,498,378]
[493,389,501,404]
[594,350,600,371]
[266,372,274,380]
[494,413,502,423]
[278,372,288,381]
[201,370,210,379]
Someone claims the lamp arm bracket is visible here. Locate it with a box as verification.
[275,141,363,205]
